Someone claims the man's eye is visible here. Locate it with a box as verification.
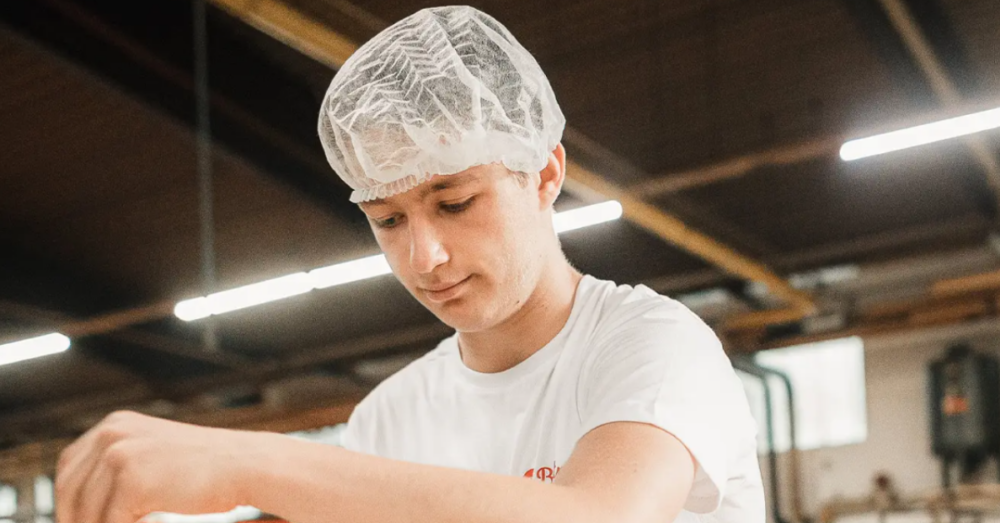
[441,197,475,214]
[374,215,402,229]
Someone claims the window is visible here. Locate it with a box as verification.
[34,476,54,523]
[0,484,14,523]
[739,336,868,453]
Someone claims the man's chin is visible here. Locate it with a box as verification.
[429,301,495,332]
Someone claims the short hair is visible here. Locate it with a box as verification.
[511,170,534,188]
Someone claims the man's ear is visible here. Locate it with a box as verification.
[538,143,567,210]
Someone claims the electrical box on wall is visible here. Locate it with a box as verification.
[928,344,1000,484]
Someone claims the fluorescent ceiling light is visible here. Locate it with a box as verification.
[173,256,398,321]
[553,200,623,233]
[310,254,392,289]
[174,273,315,321]
[840,106,1000,161]
[175,201,622,321]
[0,333,70,367]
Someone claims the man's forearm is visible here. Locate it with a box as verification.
[240,433,614,523]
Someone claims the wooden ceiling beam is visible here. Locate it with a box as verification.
[859,292,992,322]
[0,299,249,369]
[0,322,451,441]
[722,307,813,331]
[726,262,1000,338]
[560,127,779,257]
[641,215,991,297]
[632,137,842,197]
[0,400,360,482]
[0,247,245,370]
[565,162,814,314]
[932,269,1000,296]
[772,214,990,271]
[741,291,1000,352]
[210,0,356,69]
[931,271,1000,296]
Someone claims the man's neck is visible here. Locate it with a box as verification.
[457,260,583,374]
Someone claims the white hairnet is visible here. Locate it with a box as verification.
[317,5,566,203]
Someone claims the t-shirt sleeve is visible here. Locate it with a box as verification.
[340,397,377,454]
[577,301,755,514]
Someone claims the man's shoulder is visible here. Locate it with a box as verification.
[582,275,711,340]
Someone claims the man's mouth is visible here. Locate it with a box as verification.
[420,276,471,303]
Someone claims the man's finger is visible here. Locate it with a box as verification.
[56,441,93,523]
[58,444,107,523]
[75,456,116,523]
[56,419,127,523]
[58,415,122,483]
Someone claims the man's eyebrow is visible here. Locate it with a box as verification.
[358,174,481,211]
[418,175,477,198]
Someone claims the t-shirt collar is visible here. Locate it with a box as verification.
[446,274,595,390]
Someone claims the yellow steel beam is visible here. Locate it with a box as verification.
[633,137,842,197]
[210,0,356,68]
[932,269,1000,296]
[566,162,815,314]
[0,400,359,482]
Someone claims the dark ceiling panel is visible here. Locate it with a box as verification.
[0,28,374,305]
[207,277,437,356]
[0,350,139,412]
[0,0,359,220]
[940,0,1000,95]
[677,144,992,254]
[901,0,984,97]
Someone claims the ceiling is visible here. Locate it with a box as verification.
[1,0,999,458]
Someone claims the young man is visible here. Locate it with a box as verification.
[55,6,764,523]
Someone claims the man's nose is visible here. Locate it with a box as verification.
[409,218,449,274]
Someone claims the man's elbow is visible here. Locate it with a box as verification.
[569,489,686,523]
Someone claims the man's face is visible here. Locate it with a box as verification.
[359,164,549,332]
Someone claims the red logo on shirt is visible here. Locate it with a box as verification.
[523,463,562,483]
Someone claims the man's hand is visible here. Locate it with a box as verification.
[56,411,256,523]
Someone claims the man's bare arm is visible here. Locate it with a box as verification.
[55,412,695,523]
[245,421,695,523]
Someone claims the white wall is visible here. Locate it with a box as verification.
[759,318,1000,522]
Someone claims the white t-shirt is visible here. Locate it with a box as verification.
[342,275,764,522]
